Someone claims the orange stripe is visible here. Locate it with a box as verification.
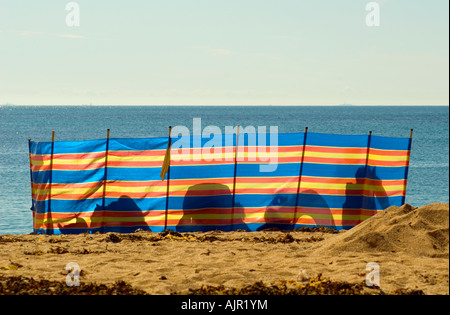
[369,148,410,157]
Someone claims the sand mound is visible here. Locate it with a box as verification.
[315,203,449,258]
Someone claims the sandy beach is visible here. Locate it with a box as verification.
[1,203,448,295]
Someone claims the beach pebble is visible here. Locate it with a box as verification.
[297,269,309,282]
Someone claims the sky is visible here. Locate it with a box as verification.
[0,0,448,106]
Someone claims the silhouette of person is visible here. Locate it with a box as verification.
[257,194,296,231]
[342,166,388,229]
[56,212,88,234]
[295,189,335,229]
[92,195,150,233]
[364,166,389,210]
[180,183,249,232]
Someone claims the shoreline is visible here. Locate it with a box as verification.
[1,203,448,295]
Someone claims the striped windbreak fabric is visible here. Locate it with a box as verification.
[29,132,412,234]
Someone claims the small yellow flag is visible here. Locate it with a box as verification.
[160,128,172,181]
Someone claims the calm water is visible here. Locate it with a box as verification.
[0,105,448,234]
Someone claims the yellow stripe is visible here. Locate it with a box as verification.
[31,157,104,166]
[32,186,101,195]
[368,153,409,162]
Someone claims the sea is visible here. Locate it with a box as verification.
[0,105,448,235]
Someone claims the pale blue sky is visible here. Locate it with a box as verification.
[0,0,448,105]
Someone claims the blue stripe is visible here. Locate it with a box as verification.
[302,163,407,180]
[109,137,167,151]
[307,133,368,148]
[108,167,162,181]
[370,135,411,151]
[170,164,235,179]
[167,193,403,211]
[31,139,106,155]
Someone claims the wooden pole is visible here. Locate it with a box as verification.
[293,127,308,226]
[101,129,111,233]
[363,131,373,180]
[365,131,373,165]
[47,131,55,235]
[230,125,240,231]
[28,139,35,232]
[164,126,172,230]
[402,129,414,205]
[360,131,373,222]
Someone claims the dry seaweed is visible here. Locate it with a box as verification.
[293,226,339,234]
[0,275,148,295]
[105,233,122,243]
[392,288,425,295]
[179,275,370,295]
[0,236,20,243]
[174,274,424,296]
[101,230,325,244]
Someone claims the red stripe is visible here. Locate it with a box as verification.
[369,149,410,157]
